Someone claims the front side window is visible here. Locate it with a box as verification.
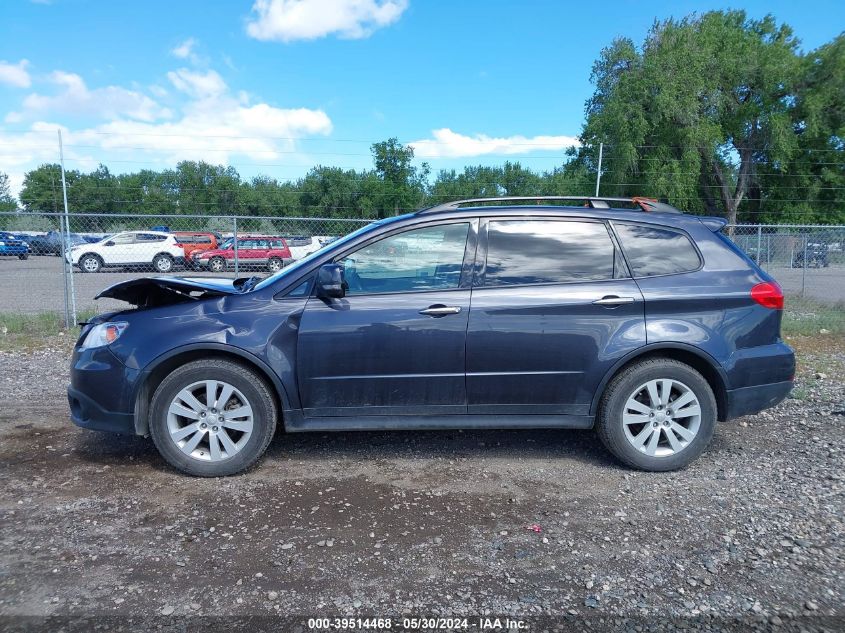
[483,220,622,286]
[613,223,701,276]
[340,223,469,295]
[109,233,136,245]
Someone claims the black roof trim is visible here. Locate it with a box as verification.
[419,196,683,215]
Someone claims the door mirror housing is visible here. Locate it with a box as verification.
[105,240,115,246]
[316,263,346,299]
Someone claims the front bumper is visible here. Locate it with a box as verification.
[68,345,139,435]
[725,380,793,420]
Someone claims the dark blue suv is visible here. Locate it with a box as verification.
[68,197,794,476]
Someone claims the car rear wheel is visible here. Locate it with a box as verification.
[209,257,226,273]
[596,358,716,471]
[79,254,102,273]
[267,257,283,272]
[149,359,278,477]
[18,254,28,260]
[153,253,174,273]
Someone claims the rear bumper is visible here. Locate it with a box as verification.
[725,380,793,420]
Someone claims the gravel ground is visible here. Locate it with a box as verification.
[0,343,843,632]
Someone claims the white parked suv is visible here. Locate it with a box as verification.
[68,231,185,273]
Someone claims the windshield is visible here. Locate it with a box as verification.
[253,220,384,291]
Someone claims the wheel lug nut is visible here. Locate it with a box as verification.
[200,423,207,429]
[212,426,218,432]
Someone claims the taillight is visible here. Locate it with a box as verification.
[751,281,784,310]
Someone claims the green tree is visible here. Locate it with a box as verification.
[371,138,429,217]
[755,34,845,224]
[0,172,16,212]
[19,164,72,213]
[580,11,804,224]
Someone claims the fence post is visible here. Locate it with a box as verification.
[801,236,807,298]
[756,225,763,266]
[58,130,77,327]
[594,143,603,197]
[233,216,239,277]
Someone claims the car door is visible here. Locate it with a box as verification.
[296,220,476,417]
[466,218,646,416]
[133,233,168,267]
[102,232,139,264]
[237,239,260,265]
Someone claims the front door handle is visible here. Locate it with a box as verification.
[592,295,635,306]
[419,305,462,317]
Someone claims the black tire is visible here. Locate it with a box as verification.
[209,257,226,273]
[149,359,278,477]
[267,257,283,272]
[18,253,28,260]
[78,253,102,273]
[596,358,717,472]
[153,253,174,273]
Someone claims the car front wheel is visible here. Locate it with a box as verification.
[267,257,283,272]
[596,358,716,471]
[149,359,278,477]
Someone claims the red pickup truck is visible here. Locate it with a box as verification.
[191,235,292,272]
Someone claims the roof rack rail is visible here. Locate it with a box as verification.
[419,196,683,214]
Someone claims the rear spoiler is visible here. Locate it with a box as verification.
[699,216,728,232]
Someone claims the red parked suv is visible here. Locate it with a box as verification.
[192,235,292,272]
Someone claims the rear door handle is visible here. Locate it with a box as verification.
[592,295,635,306]
[419,305,462,317]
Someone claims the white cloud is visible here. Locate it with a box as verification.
[410,128,580,159]
[0,60,31,88]
[0,65,334,198]
[167,68,228,99]
[246,0,408,42]
[171,38,197,60]
[7,71,171,123]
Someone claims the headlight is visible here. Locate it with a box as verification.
[80,322,128,350]
[22,241,29,247]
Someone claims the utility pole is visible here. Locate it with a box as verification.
[58,129,77,328]
[595,143,604,197]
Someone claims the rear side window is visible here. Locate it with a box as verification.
[483,220,624,286]
[136,233,166,242]
[613,223,701,276]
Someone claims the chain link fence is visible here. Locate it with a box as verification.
[1,212,843,336]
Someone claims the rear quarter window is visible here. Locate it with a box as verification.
[613,223,701,277]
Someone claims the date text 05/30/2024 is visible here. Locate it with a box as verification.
[307,617,528,630]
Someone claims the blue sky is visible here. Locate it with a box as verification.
[1,0,843,196]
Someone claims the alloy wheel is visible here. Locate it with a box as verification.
[166,380,254,462]
[621,378,701,457]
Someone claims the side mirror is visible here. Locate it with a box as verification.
[316,263,346,299]
[105,240,115,247]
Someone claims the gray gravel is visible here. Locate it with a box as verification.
[0,344,843,631]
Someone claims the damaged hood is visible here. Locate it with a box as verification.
[95,276,249,307]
